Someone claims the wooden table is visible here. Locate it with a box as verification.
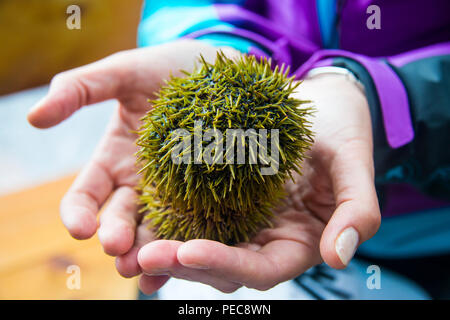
[0,175,137,299]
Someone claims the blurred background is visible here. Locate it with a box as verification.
[0,0,143,299]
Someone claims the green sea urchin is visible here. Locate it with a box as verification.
[136,52,314,245]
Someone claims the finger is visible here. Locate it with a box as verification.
[27,50,138,129]
[115,220,156,278]
[98,186,138,256]
[60,109,137,241]
[138,240,184,275]
[320,141,381,269]
[138,274,170,295]
[60,159,114,240]
[27,40,243,129]
[115,247,142,278]
[177,239,320,291]
[138,240,241,293]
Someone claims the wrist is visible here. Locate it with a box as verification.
[306,66,365,95]
[300,69,368,106]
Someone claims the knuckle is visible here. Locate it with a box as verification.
[369,210,381,233]
[51,72,68,86]
[105,49,134,65]
[361,206,381,239]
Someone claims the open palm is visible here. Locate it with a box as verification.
[28,40,380,294]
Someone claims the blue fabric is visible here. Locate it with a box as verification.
[295,260,430,300]
[196,33,255,53]
[359,206,450,258]
[138,4,220,47]
[316,0,337,48]
[138,0,254,53]
[140,0,246,18]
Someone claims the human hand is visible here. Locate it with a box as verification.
[28,44,380,294]
[135,73,381,294]
[26,40,240,284]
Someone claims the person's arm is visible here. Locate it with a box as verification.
[138,1,265,53]
[132,0,380,282]
[378,45,450,200]
[139,2,450,202]
[137,0,319,66]
[295,43,450,201]
[27,39,381,293]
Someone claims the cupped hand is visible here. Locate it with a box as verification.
[26,39,239,282]
[136,74,381,294]
[28,42,380,295]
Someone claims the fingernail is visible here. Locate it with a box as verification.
[335,227,359,266]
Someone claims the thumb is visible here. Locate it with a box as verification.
[27,50,140,129]
[27,41,242,129]
[319,140,381,269]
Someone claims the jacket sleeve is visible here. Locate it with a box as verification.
[138,0,267,55]
[137,0,319,65]
[296,43,450,201]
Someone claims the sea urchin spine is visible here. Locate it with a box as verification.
[136,52,314,245]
